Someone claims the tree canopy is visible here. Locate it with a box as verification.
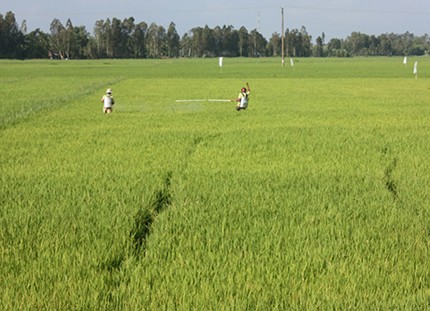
[1,11,429,59]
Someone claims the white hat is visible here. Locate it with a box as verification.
[106,88,112,94]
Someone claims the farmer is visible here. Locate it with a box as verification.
[101,88,115,113]
[232,82,251,111]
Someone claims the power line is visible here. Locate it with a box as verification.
[288,5,430,16]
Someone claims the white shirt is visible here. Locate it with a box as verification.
[102,95,114,108]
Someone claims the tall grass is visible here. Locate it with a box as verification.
[1,57,429,309]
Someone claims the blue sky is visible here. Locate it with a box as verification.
[2,0,429,41]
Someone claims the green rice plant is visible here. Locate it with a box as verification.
[0,57,429,310]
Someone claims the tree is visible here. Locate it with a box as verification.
[409,34,429,55]
[202,25,215,57]
[378,34,393,56]
[5,9,430,59]
[20,20,27,35]
[212,26,223,56]
[0,11,25,58]
[65,19,74,58]
[314,36,324,57]
[93,20,106,57]
[50,18,66,59]
[110,18,123,57]
[84,37,97,59]
[368,35,379,55]
[299,26,312,57]
[146,23,166,58]
[180,32,192,57]
[224,26,240,57]
[344,32,370,56]
[104,18,112,57]
[71,26,89,59]
[313,32,325,57]
[249,29,267,57]
[327,38,342,57]
[189,27,203,57]
[285,28,299,56]
[131,21,147,58]
[157,25,167,57]
[238,26,249,57]
[122,17,136,58]
[166,22,180,57]
[24,28,50,58]
[268,32,281,57]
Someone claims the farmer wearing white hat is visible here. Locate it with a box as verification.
[101,88,115,113]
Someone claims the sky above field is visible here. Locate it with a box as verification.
[2,0,430,41]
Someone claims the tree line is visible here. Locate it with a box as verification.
[1,11,429,59]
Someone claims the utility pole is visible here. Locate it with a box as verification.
[281,6,285,67]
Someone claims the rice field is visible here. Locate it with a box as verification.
[1,57,429,309]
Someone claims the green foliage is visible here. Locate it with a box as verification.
[4,10,430,59]
[1,57,429,309]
